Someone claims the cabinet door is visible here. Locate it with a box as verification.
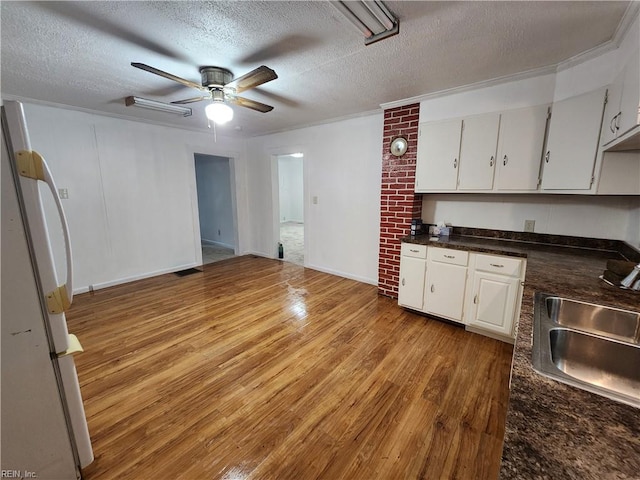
[618,49,640,137]
[398,256,427,311]
[495,105,548,190]
[458,114,500,190]
[415,119,462,191]
[424,261,467,322]
[541,88,606,190]
[469,272,519,336]
[602,73,624,146]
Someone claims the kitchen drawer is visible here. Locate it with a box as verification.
[428,247,468,266]
[401,243,427,259]
[475,254,522,277]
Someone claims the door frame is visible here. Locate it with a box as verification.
[270,148,308,265]
[187,144,241,266]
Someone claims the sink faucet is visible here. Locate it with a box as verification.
[621,264,640,290]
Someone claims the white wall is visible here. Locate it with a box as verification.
[422,194,640,247]
[278,156,304,223]
[630,201,640,248]
[554,12,640,102]
[246,114,383,284]
[419,73,557,122]
[22,103,247,292]
[194,154,235,248]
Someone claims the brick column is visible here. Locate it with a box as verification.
[378,103,422,297]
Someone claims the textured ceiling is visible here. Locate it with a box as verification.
[0,1,631,137]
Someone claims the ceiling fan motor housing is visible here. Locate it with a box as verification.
[200,67,233,89]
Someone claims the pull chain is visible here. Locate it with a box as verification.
[207,117,218,143]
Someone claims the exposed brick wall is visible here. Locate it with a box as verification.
[378,103,422,298]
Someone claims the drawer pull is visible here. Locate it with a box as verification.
[430,284,435,293]
[410,249,419,253]
[490,263,504,268]
[444,255,455,259]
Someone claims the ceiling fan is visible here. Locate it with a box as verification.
[127,62,278,124]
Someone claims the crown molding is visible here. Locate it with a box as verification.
[613,1,640,47]
[379,64,557,111]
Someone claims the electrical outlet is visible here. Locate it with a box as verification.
[524,220,535,232]
[58,188,69,199]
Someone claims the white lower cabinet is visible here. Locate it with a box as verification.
[467,272,519,336]
[465,254,526,340]
[424,247,468,322]
[398,244,526,342]
[397,243,427,311]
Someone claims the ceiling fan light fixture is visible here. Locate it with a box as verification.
[205,101,234,125]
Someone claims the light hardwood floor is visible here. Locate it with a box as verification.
[68,255,513,480]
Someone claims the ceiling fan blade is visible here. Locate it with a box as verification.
[228,96,274,113]
[227,66,278,94]
[131,62,204,91]
[171,95,210,104]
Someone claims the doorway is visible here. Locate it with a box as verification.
[277,153,304,265]
[194,153,236,265]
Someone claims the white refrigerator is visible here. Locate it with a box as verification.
[1,100,94,479]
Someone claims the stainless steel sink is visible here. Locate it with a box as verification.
[547,296,640,343]
[532,293,640,408]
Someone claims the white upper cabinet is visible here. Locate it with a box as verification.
[602,70,626,146]
[540,88,607,191]
[416,107,548,193]
[495,105,549,191]
[603,48,640,146]
[458,113,500,190]
[617,49,640,137]
[415,119,462,192]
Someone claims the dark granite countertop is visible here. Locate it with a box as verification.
[401,231,640,479]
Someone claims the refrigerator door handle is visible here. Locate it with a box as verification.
[17,150,74,307]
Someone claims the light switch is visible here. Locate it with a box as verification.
[58,188,69,199]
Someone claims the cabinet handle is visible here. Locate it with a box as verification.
[444,255,455,259]
[545,151,550,163]
[490,263,504,268]
[615,112,621,130]
[453,158,457,168]
[473,294,478,304]
[610,115,617,134]
[402,278,405,286]
[503,154,508,166]
[430,284,435,293]
[490,155,494,167]
[409,249,419,253]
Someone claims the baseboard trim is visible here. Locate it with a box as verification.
[201,239,234,249]
[305,263,378,286]
[242,252,377,286]
[244,250,275,259]
[73,262,201,294]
